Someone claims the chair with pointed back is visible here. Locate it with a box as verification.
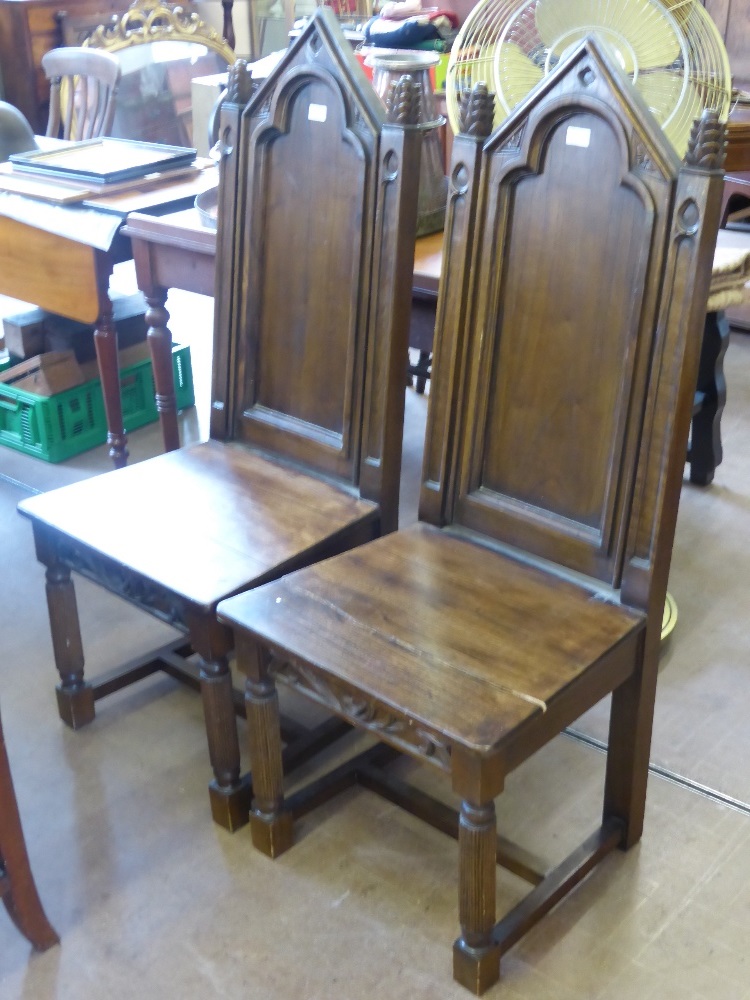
[18,9,421,832]
[216,38,726,994]
[42,46,121,140]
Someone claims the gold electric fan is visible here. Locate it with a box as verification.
[445,0,732,157]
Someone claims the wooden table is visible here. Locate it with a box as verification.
[0,169,217,468]
[122,210,448,451]
[123,208,217,453]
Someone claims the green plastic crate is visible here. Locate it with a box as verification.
[0,344,194,463]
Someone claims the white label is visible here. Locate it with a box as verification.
[566,125,591,148]
[308,103,328,123]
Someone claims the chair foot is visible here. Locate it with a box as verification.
[250,809,294,858]
[55,684,95,729]
[453,938,501,996]
[208,777,252,832]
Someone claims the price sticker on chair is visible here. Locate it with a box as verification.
[566,125,591,148]
[308,103,328,123]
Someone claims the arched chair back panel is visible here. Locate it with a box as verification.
[17,10,421,835]
[214,37,727,996]
[433,53,691,590]
[42,47,121,140]
[222,54,395,490]
[67,0,235,146]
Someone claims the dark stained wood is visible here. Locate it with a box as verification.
[42,46,120,140]
[217,38,726,994]
[689,308,730,485]
[123,207,217,451]
[0,709,58,951]
[18,9,422,832]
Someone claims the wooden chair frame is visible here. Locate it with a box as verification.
[217,38,727,994]
[19,10,421,834]
[42,46,121,141]
[0,710,58,952]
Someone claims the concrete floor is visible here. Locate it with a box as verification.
[1,269,750,999]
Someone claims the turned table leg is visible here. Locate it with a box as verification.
[144,287,181,453]
[689,309,729,486]
[93,287,128,469]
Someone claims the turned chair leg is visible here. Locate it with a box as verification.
[453,799,501,995]
[44,560,95,730]
[199,651,251,832]
[189,613,251,832]
[238,637,293,857]
[0,718,58,951]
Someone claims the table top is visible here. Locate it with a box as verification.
[123,207,217,253]
[412,232,443,296]
[0,161,218,250]
[117,207,750,310]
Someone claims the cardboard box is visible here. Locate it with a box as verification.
[0,350,84,396]
[2,307,46,360]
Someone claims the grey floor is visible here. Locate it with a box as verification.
[1,265,750,999]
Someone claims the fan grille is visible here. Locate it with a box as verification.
[445,0,731,156]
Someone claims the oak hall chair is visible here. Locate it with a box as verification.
[0,708,58,951]
[216,40,726,994]
[42,46,121,140]
[18,10,421,832]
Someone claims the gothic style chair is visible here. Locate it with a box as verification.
[42,46,121,140]
[18,10,421,832]
[217,39,726,994]
[0,708,58,951]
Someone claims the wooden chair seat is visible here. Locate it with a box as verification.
[24,440,377,609]
[226,523,644,753]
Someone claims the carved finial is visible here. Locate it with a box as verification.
[386,74,421,126]
[226,59,254,107]
[684,108,726,170]
[458,83,495,138]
